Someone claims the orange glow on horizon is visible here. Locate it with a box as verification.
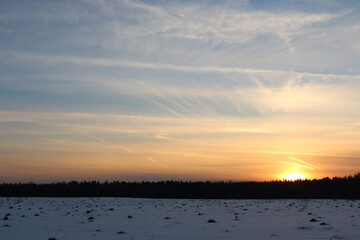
[283,172,306,181]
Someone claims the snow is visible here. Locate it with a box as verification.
[0,198,359,240]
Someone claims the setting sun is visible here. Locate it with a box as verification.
[283,173,306,181]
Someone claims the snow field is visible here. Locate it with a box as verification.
[0,198,359,240]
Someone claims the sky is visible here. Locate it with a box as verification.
[0,0,359,182]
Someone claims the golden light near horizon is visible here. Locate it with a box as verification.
[283,173,306,181]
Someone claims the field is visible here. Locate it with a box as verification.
[1,198,359,240]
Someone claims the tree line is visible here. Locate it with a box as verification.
[0,173,359,199]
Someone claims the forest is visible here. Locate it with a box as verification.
[1,173,359,199]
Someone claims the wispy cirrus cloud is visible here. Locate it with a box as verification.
[2,51,359,79]
[280,157,321,170]
[2,50,358,117]
[107,0,340,45]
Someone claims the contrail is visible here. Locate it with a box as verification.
[62,124,171,170]
[137,81,184,118]
[147,97,184,118]
[287,157,321,170]
[148,157,172,170]
[139,81,189,114]
[238,150,354,158]
[279,161,316,170]
[7,51,360,79]
[78,128,106,142]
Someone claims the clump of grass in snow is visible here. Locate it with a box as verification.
[208,219,216,223]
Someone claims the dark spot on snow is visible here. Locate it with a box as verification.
[208,219,216,223]
[34,214,39,216]
[117,231,126,234]
[320,222,327,225]
[48,238,57,240]
[88,216,94,220]
[297,226,309,230]
[164,217,171,219]
[310,218,317,222]
[2,216,9,220]
[127,215,133,219]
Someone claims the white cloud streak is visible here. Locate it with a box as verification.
[287,157,321,170]
[147,157,171,170]
[279,161,317,170]
[115,0,340,44]
[3,51,359,80]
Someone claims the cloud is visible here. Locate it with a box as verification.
[287,157,321,170]
[241,150,355,158]
[3,51,359,79]
[2,0,358,75]
[280,161,316,170]
[0,1,94,22]
[112,0,340,45]
[1,50,359,120]
[147,157,171,170]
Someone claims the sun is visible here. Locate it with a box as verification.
[283,173,306,181]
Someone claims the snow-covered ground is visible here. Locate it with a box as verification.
[0,198,359,240]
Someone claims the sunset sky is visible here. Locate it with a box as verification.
[0,0,359,182]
